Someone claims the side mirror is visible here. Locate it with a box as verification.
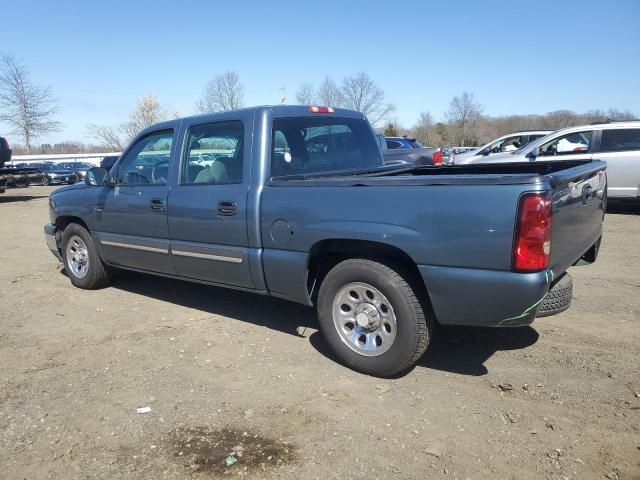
[85,167,112,186]
[529,146,540,159]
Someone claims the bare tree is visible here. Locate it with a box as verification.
[446,92,484,146]
[317,76,343,107]
[0,54,62,152]
[88,93,176,149]
[295,82,315,104]
[122,93,168,139]
[340,72,395,126]
[412,111,437,146]
[195,71,244,113]
[86,124,126,151]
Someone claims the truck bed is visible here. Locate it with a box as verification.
[262,159,606,326]
[270,159,598,187]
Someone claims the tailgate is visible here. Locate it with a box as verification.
[547,160,607,278]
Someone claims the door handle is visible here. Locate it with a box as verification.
[218,201,237,216]
[149,198,166,212]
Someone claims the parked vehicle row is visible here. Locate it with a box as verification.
[457,121,640,199]
[44,105,605,377]
[452,131,552,163]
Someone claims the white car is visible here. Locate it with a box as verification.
[454,131,552,164]
[456,121,640,199]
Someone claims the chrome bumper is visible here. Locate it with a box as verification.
[44,223,62,261]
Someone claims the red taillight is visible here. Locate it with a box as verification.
[308,105,335,113]
[513,193,552,272]
[432,150,443,165]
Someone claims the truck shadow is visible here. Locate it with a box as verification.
[108,271,318,336]
[307,325,539,377]
[0,193,48,203]
[105,271,540,377]
[416,325,539,376]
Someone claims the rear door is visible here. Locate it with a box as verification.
[167,115,254,288]
[92,129,175,274]
[595,127,640,198]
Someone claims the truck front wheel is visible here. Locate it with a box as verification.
[317,258,432,377]
[61,223,112,289]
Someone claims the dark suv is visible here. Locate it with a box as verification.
[0,137,11,168]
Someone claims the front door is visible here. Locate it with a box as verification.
[93,129,175,274]
[536,130,595,163]
[167,119,254,288]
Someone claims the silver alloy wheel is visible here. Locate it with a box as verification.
[332,282,397,357]
[66,235,90,279]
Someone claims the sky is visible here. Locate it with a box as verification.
[1,0,639,145]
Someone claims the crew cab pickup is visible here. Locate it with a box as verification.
[44,106,606,376]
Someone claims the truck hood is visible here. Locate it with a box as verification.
[51,182,88,195]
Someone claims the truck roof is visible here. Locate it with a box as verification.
[142,105,367,135]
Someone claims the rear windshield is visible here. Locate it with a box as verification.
[271,117,383,177]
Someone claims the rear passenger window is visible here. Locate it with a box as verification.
[181,121,244,184]
[600,129,640,153]
[386,140,402,149]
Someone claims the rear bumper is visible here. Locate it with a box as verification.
[44,223,62,261]
[418,265,553,327]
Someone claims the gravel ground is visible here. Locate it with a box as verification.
[0,186,639,480]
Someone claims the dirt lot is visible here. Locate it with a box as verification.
[0,186,638,480]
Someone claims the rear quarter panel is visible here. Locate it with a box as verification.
[259,180,548,308]
[260,183,535,271]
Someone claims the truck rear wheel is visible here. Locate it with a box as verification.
[317,258,432,377]
[61,223,112,289]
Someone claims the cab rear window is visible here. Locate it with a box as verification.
[271,117,383,177]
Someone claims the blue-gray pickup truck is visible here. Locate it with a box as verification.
[44,105,606,376]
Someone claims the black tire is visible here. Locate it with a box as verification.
[42,176,50,186]
[317,258,432,377]
[61,223,112,289]
[537,274,573,317]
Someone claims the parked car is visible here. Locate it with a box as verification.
[58,162,95,181]
[385,136,423,150]
[378,135,443,166]
[32,163,78,185]
[0,137,11,168]
[100,155,119,172]
[44,105,605,377]
[453,131,552,164]
[458,121,640,199]
[14,163,47,185]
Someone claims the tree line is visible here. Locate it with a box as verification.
[0,53,636,154]
[391,92,637,148]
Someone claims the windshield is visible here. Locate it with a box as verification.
[271,117,383,177]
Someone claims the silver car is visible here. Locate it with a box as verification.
[457,122,640,199]
[453,130,552,164]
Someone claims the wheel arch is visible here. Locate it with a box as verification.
[306,238,428,305]
[56,215,90,232]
